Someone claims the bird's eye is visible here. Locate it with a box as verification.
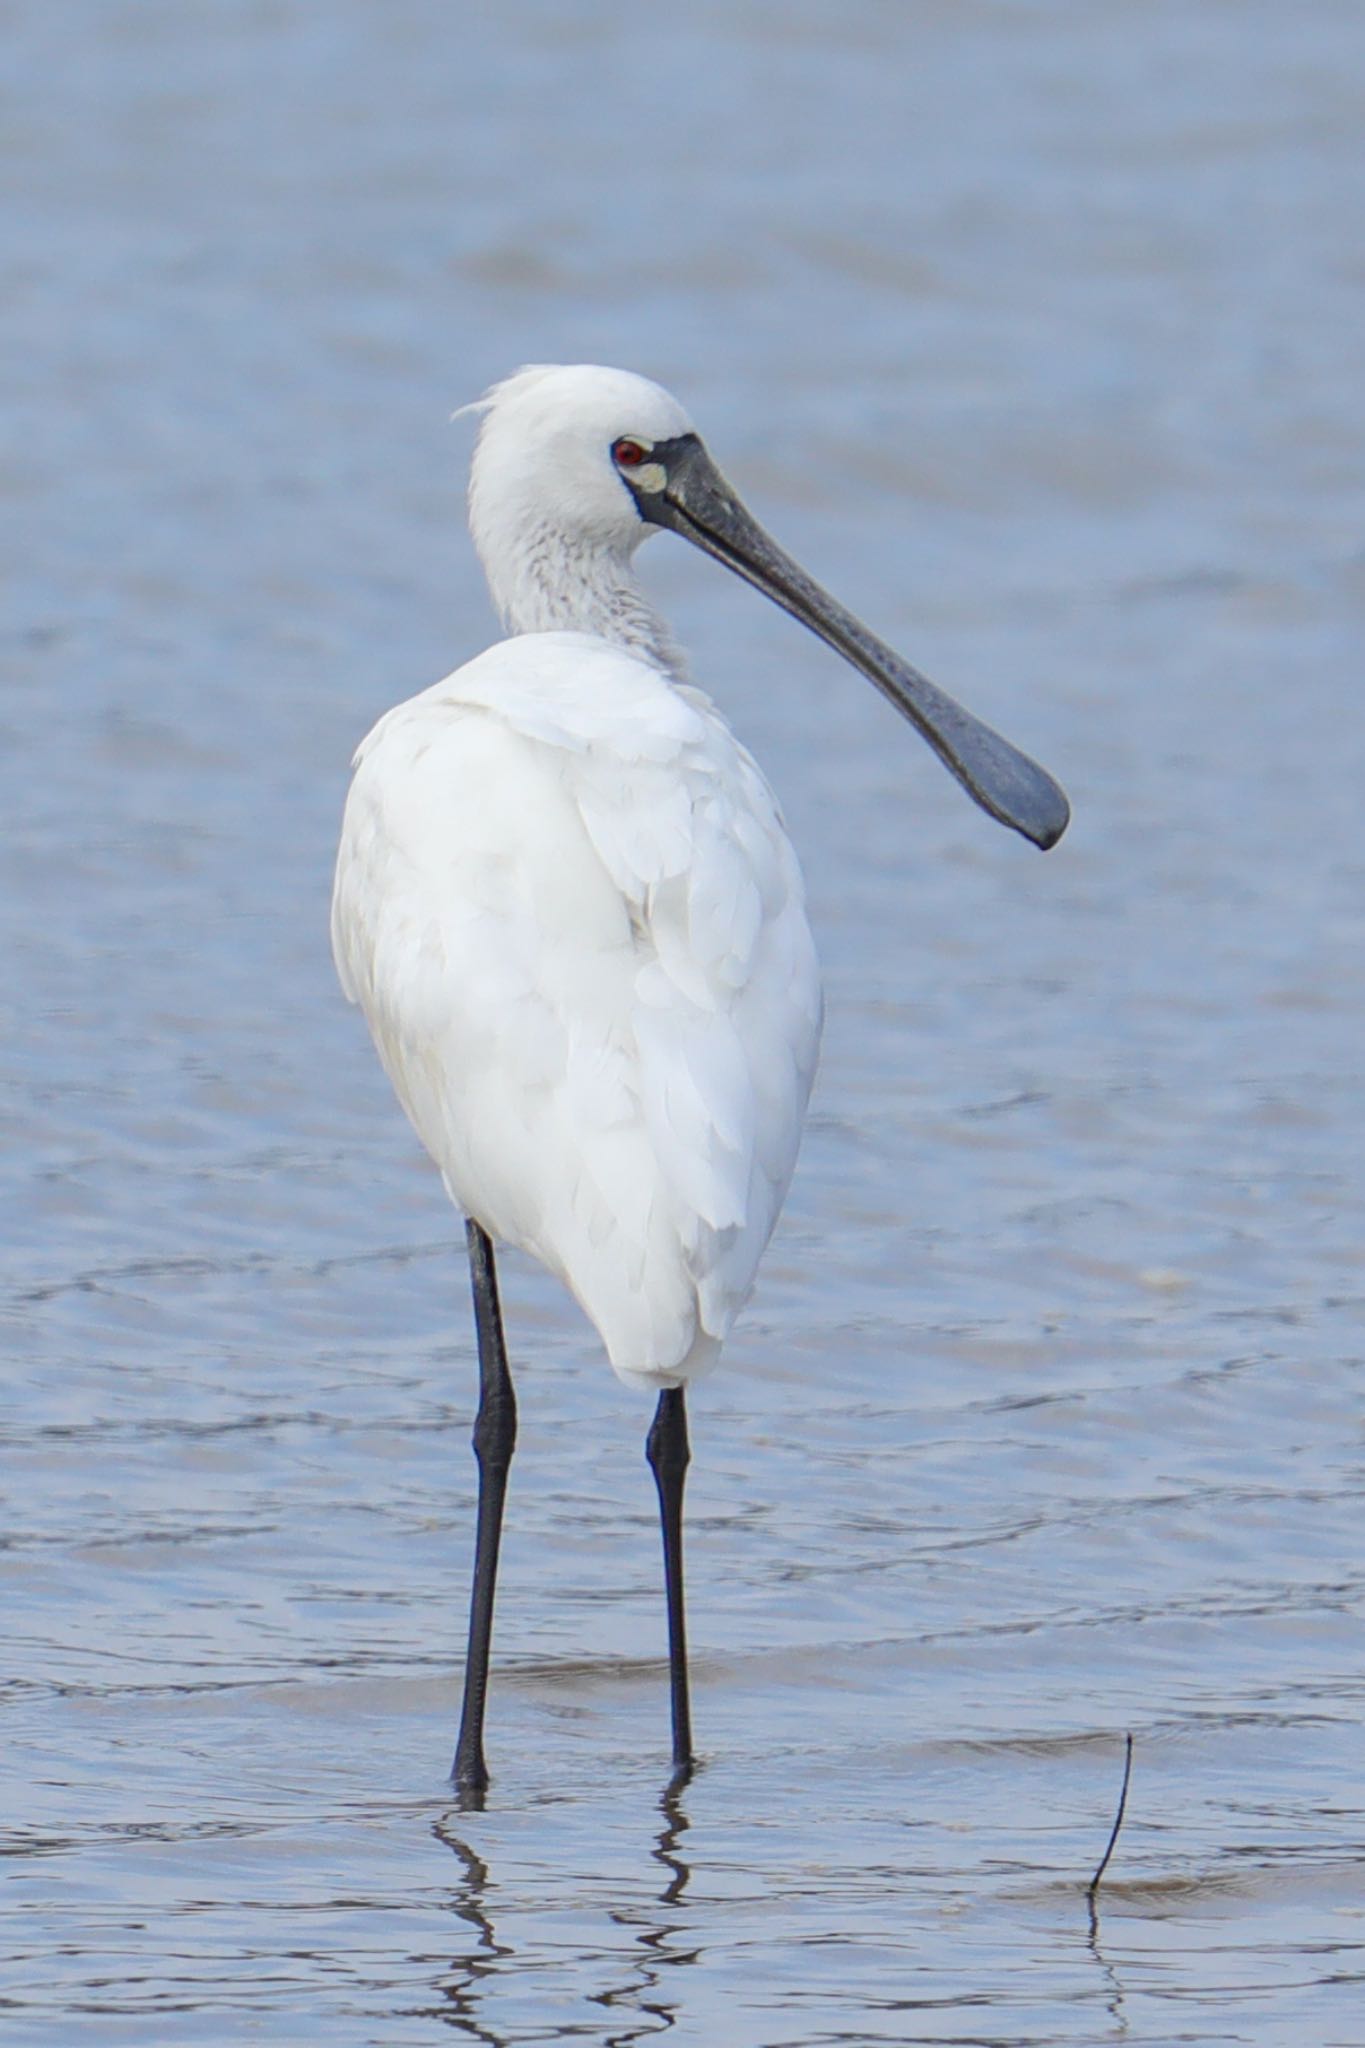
[612,437,649,469]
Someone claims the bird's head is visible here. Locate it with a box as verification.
[460,362,1070,851]
[465,363,698,569]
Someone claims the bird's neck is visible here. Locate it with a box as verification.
[486,522,687,680]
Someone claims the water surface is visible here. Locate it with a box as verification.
[4,2,1365,2041]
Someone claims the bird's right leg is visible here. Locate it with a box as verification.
[452,1219,517,1799]
[646,1385,695,1789]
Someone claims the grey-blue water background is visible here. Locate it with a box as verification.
[4,2,1364,2041]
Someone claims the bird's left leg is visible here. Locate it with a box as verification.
[452,1219,517,1798]
[646,1386,695,1787]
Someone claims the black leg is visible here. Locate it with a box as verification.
[646,1385,695,1786]
[452,1219,517,1798]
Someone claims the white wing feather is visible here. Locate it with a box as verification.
[332,631,822,1389]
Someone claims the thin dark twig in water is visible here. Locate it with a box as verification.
[1088,1732,1134,1901]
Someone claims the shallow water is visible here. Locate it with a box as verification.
[4,1,1365,2041]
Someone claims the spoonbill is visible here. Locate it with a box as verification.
[331,364,1068,1794]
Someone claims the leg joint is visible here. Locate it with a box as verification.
[646,1386,690,1486]
[472,1385,517,1468]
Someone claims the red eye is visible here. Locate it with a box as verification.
[612,437,649,468]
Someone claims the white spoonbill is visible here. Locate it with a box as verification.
[331,364,1068,1795]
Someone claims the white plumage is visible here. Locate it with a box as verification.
[332,366,821,1391]
[331,363,1067,1791]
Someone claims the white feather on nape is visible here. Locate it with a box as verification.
[450,363,559,425]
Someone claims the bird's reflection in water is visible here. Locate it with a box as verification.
[429,1818,512,2045]
[427,1780,700,2045]
[652,1781,692,1908]
[591,1780,700,2044]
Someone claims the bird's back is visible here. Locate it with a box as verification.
[332,631,822,1389]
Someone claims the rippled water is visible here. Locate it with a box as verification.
[5,2,1365,2041]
